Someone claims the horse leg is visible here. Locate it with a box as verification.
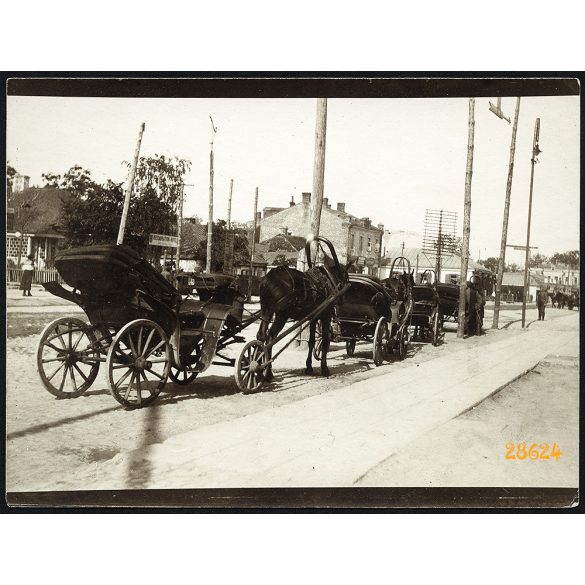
[320,313,332,377]
[264,312,288,382]
[305,319,317,375]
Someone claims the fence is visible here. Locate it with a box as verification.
[6,268,64,286]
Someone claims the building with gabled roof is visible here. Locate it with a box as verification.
[6,187,72,268]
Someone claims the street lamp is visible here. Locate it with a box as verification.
[521,118,542,328]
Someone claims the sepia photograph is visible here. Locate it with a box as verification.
[4,76,580,508]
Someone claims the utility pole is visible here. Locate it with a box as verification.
[227,178,234,230]
[206,117,217,273]
[492,97,520,329]
[175,183,184,280]
[457,98,475,338]
[308,98,328,238]
[522,118,542,328]
[117,122,145,245]
[248,187,259,301]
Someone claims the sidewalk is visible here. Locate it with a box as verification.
[46,312,579,491]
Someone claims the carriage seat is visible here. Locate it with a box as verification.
[178,299,206,316]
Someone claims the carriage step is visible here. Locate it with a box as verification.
[211,359,236,367]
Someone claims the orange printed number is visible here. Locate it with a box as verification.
[539,443,549,459]
[505,443,515,459]
[528,443,539,460]
[516,443,527,460]
[551,443,563,461]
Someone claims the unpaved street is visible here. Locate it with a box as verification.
[6,293,579,492]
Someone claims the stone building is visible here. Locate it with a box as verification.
[258,192,384,275]
[536,263,579,290]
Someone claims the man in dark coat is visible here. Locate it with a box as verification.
[536,289,548,320]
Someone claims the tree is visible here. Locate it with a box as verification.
[6,162,17,193]
[41,172,62,188]
[272,254,297,268]
[528,253,548,268]
[506,262,521,272]
[550,250,579,268]
[194,220,251,273]
[481,256,499,273]
[58,155,191,259]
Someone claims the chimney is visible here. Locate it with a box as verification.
[322,197,328,208]
[302,192,311,204]
[290,195,295,207]
[337,202,345,213]
[279,226,288,235]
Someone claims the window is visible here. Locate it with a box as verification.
[350,234,355,252]
[367,237,371,253]
[359,236,363,253]
[574,277,578,285]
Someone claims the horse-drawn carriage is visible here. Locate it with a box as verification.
[37,244,261,408]
[327,257,414,365]
[234,236,351,393]
[410,269,441,346]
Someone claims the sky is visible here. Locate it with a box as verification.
[7,95,580,260]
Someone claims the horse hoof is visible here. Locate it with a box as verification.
[265,371,274,382]
[305,367,314,376]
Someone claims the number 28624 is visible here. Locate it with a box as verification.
[505,443,562,461]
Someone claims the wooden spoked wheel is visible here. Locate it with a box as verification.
[169,338,203,385]
[37,317,101,399]
[235,340,267,394]
[106,319,171,409]
[397,328,408,360]
[346,339,356,356]
[313,321,323,361]
[431,306,441,346]
[373,317,389,367]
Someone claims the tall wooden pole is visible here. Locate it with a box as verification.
[521,118,541,328]
[206,117,217,273]
[457,99,475,338]
[492,97,521,329]
[227,178,233,230]
[117,122,145,245]
[248,187,259,301]
[308,98,328,238]
[175,184,184,279]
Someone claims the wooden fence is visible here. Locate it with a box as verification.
[6,268,64,285]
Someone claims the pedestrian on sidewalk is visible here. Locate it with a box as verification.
[465,275,485,336]
[19,255,34,296]
[536,289,548,321]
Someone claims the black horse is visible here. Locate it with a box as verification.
[257,243,349,382]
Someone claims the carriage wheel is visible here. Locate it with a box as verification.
[313,321,323,361]
[235,340,267,394]
[106,319,171,409]
[346,339,356,356]
[37,317,101,399]
[397,329,408,360]
[431,307,441,346]
[373,317,389,367]
[168,338,203,385]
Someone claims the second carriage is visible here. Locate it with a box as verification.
[316,256,414,365]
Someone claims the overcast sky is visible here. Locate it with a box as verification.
[7,95,579,260]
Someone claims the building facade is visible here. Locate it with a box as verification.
[258,192,384,275]
[536,263,579,289]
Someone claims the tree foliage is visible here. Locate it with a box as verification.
[528,253,548,268]
[550,250,579,267]
[6,162,17,192]
[193,219,251,273]
[481,257,499,273]
[55,156,191,259]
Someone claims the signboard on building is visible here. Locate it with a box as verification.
[357,256,365,267]
[149,234,178,247]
